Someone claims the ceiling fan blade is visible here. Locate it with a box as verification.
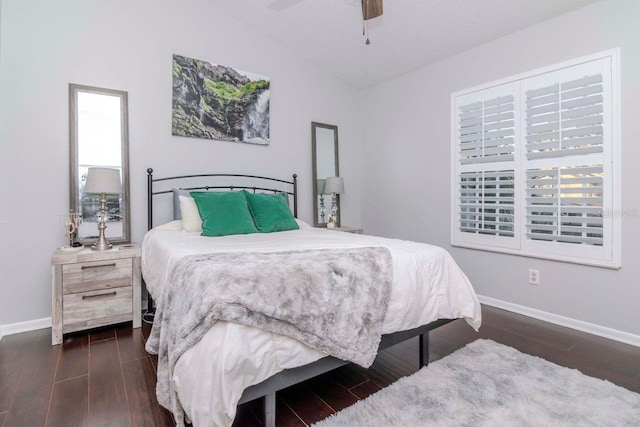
[361,0,383,21]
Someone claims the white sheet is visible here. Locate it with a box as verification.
[142,221,481,427]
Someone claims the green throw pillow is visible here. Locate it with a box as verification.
[190,191,258,237]
[244,191,299,233]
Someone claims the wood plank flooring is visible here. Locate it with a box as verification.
[0,305,638,426]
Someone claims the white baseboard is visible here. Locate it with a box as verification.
[3,298,640,349]
[478,295,640,348]
[0,317,52,341]
[0,300,149,342]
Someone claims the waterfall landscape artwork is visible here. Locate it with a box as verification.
[172,54,270,145]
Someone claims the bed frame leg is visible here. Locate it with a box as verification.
[419,332,429,367]
[264,393,276,427]
[147,294,155,313]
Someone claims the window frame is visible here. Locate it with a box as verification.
[450,49,621,269]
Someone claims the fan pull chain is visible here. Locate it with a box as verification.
[363,0,371,45]
[364,17,371,46]
[366,19,370,45]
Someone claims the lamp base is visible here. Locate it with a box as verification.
[91,192,112,251]
[91,240,112,251]
[330,193,339,227]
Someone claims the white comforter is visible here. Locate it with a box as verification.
[142,220,481,427]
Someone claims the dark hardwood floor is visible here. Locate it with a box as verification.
[0,305,638,426]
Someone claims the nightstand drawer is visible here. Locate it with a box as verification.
[62,258,132,294]
[63,286,133,332]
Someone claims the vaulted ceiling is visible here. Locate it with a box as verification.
[211,0,600,88]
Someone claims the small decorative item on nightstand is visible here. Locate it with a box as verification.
[317,179,327,223]
[50,244,142,345]
[60,210,83,252]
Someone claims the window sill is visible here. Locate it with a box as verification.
[450,241,621,270]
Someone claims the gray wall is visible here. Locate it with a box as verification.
[0,0,362,325]
[360,0,640,336]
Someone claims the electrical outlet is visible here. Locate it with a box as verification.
[528,269,540,286]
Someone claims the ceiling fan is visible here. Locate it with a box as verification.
[361,0,382,44]
[267,0,383,19]
[267,0,383,44]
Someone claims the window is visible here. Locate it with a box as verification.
[451,50,620,268]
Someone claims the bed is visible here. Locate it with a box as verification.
[142,169,481,427]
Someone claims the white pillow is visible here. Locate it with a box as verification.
[295,218,311,228]
[179,195,203,233]
[153,220,183,231]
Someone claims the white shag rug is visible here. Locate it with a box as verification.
[313,339,640,426]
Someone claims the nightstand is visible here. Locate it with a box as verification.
[328,226,364,234]
[50,244,141,345]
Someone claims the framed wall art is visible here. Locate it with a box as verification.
[172,54,270,145]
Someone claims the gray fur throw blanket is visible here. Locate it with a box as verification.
[145,247,393,425]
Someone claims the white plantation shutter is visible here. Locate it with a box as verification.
[452,51,619,267]
[522,58,611,260]
[525,165,603,245]
[459,170,515,237]
[525,75,604,160]
[459,95,515,165]
[454,84,519,248]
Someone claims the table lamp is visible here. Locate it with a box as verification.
[324,176,344,227]
[84,167,122,250]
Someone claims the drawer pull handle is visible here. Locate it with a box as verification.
[81,263,116,270]
[82,291,117,300]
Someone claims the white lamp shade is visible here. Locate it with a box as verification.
[324,176,344,194]
[84,167,122,194]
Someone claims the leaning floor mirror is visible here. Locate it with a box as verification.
[69,84,131,245]
[311,122,339,227]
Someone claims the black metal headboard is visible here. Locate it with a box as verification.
[147,168,298,230]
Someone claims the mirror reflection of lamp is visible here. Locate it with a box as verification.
[324,177,344,228]
[83,167,122,250]
[317,179,327,223]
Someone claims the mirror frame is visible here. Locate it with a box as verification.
[311,122,340,227]
[69,83,131,245]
